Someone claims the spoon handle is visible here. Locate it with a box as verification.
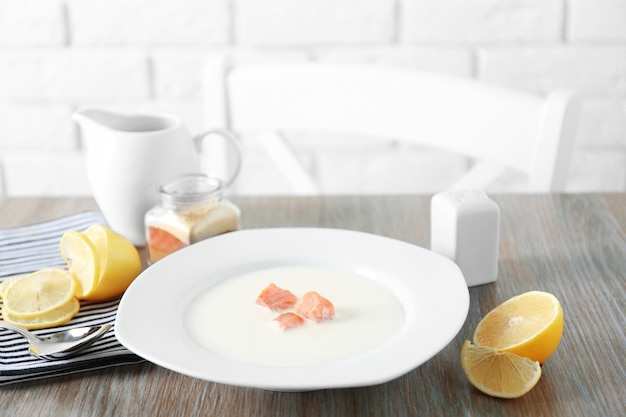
[0,322,40,344]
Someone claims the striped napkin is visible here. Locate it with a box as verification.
[0,212,143,385]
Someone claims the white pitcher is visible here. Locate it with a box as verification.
[72,108,241,246]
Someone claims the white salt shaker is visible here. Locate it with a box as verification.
[430,190,500,287]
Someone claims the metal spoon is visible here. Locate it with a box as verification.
[0,322,111,360]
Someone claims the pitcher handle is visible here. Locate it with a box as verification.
[194,129,242,189]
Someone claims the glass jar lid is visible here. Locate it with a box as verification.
[159,174,224,207]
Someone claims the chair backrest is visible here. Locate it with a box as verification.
[204,59,581,193]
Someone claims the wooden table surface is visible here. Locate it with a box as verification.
[0,194,624,417]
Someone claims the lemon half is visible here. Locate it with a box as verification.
[473,291,564,363]
[61,225,141,302]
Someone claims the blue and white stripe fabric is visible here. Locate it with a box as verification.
[0,212,142,385]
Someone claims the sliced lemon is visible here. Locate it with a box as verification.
[60,231,101,300]
[2,297,80,330]
[82,225,141,301]
[473,291,563,363]
[2,269,76,318]
[0,278,13,298]
[460,340,542,399]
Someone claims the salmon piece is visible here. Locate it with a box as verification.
[147,227,187,262]
[295,291,335,323]
[256,283,298,311]
[273,312,305,331]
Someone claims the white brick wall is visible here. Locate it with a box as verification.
[0,0,67,45]
[236,0,396,45]
[0,0,624,196]
[569,0,626,41]
[401,0,563,43]
[0,103,76,150]
[479,47,626,94]
[68,0,231,45]
[0,49,150,100]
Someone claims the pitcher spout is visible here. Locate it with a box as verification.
[72,108,123,132]
[72,107,180,134]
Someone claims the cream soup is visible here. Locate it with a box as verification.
[185,266,405,367]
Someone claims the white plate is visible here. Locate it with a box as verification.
[115,228,469,391]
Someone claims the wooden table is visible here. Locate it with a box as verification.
[0,194,624,417]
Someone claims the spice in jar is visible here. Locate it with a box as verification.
[145,174,240,263]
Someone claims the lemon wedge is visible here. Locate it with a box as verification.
[60,231,101,300]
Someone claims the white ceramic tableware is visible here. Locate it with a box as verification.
[73,108,241,245]
[431,189,500,287]
[116,228,469,391]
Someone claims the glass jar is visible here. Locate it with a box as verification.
[145,174,240,263]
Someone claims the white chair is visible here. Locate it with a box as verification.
[203,59,581,194]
